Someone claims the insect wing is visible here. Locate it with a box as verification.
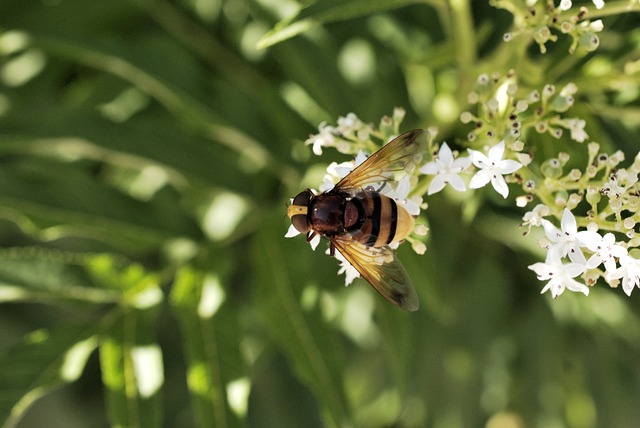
[332,237,419,311]
[334,129,426,191]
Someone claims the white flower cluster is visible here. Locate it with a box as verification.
[528,208,640,298]
[305,113,373,156]
[421,140,523,199]
[291,106,639,296]
[559,0,605,11]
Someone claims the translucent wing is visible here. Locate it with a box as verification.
[332,236,419,311]
[334,129,427,191]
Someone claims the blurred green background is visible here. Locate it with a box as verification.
[0,0,639,427]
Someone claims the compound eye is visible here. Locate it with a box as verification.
[291,214,309,233]
[288,189,313,233]
[292,190,312,206]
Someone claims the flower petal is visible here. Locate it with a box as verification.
[420,161,440,175]
[468,149,489,169]
[438,143,454,166]
[487,141,505,161]
[469,170,491,189]
[541,219,562,242]
[428,175,447,195]
[285,224,300,238]
[490,174,510,198]
[561,209,577,235]
[447,174,467,192]
[498,159,522,175]
[452,156,472,170]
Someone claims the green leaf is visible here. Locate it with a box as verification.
[0,248,162,306]
[0,324,98,427]
[170,266,242,428]
[100,309,164,428]
[251,211,351,427]
[257,0,426,49]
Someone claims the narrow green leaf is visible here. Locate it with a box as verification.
[257,0,426,49]
[0,248,161,305]
[170,266,240,428]
[0,324,98,427]
[100,310,164,428]
[251,213,351,427]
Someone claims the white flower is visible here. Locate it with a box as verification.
[305,123,337,155]
[529,253,589,298]
[592,0,604,9]
[285,224,300,238]
[468,141,523,198]
[601,175,626,199]
[319,151,367,192]
[523,204,550,228]
[420,142,471,195]
[331,248,361,286]
[336,113,362,136]
[285,224,321,250]
[575,231,628,271]
[605,254,640,296]
[559,0,572,11]
[386,175,422,216]
[541,209,587,264]
[564,118,588,143]
[590,19,604,32]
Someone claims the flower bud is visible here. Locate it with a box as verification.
[590,19,604,32]
[512,140,524,151]
[467,131,477,142]
[588,142,600,157]
[460,111,475,124]
[623,217,636,230]
[414,224,429,236]
[528,90,541,103]
[597,153,608,165]
[542,84,556,100]
[555,190,569,206]
[584,270,600,286]
[534,26,552,45]
[586,185,601,205]
[567,169,582,181]
[586,165,598,178]
[568,192,582,207]
[561,83,578,96]
[411,240,427,255]
[393,107,406,124]
[551,95,574,112]
[560,21,574,33]
[610,150,625,166]
[550,128,563,139]
[535,121,548,133]
[579,32,600,52]
[514,100,529,113]
[477,73,490,85]
[541,158,563,179]
[486,98,499,112]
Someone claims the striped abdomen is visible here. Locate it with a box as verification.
[345,191,414,248]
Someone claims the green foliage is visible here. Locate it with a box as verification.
[0,0,639,427]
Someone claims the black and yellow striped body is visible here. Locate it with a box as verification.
[302,189,413,248]
[344,190,414,248]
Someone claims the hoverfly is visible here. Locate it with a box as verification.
[287,129,427,311]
